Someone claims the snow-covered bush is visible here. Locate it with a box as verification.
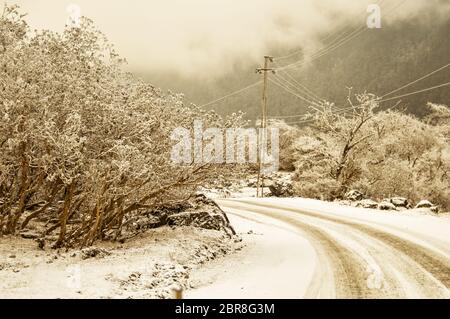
[0,5,244,246]
[290,94,450,211]
[292,94,378,198]
[267,119,301,171]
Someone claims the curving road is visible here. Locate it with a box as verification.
[213,198,450,299]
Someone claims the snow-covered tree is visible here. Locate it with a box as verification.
[0,5,245,246]
[290,93,450,211]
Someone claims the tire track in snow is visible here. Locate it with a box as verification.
[220,201,386,298]
[220,199,450,298]
[233,200,450,288]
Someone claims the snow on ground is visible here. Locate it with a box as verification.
[185,194,450,299]
[2,192,449,299]
[185,211,316,299]
[0,226,241,299]
[256,197,450,253]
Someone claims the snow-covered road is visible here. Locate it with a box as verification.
[186,198,450,299]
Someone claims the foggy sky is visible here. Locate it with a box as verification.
[3,0,449,78]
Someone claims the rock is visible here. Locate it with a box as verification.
[192,195,236,235]
[128,272,142,281]
[415,200,434,209]
[167,211,228,232]
[130,215,162,231]
[356,199,378,209]
[262,179,274,188]
[378,201,397,211]
[122,194,235,236]
[414,200,439,214]
[36,238,46,250]
[388,197,410,208]
[20,231,40,239]
[247,178,257,187]
[345,190,364,201]
[269,180,294,197]
[429,206,439,214]
[81,247,111,260]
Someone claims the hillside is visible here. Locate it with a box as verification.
[139,15,450,120]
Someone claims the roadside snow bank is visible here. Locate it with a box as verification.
[0,226,242,299]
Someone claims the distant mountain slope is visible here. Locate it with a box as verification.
[139,15,450,121]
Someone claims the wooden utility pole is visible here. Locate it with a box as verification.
[256,56,274,198]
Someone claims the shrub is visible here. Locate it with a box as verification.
[267,119,301,171]
[0,6,244,247]
[290,94,450,211]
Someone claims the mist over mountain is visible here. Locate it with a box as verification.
[137,7,450,121]
[10,0,448,120]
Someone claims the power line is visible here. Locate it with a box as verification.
[275,73,322,103]
[196,1,404,110]
[276,22,367,70]
[281,71,450,123]
[272,72,323,104]
[269,77,320,107]
[274,63,324,102]
[264,0,408,121]
[269,113,310,119]
[380,81,450,102]
[196,7,366,109]
[381,62,450,98]
[320,0,388,44]
[275,68,450,121]
[276,0,407,72]
[277,27,367,71]
[197,81,261,108]
[268,0,434,122]
[196,0,408,113]
[284,81,450,125]
[269,77,322,110]
[275,0,387,62]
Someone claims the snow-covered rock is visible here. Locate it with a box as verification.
[81,247,111,260]
[414,200,439,214]
[415,200,434,209]
[378,201,397,211]
[345,190,365,201]
[130,215,162,231]
[268,180,293,197]
[388,197,410,208]
[356,199,378,209]
[430,206,439,214]
[247,178,257,187]
[167,211,228,231]
[164,195,236,235]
